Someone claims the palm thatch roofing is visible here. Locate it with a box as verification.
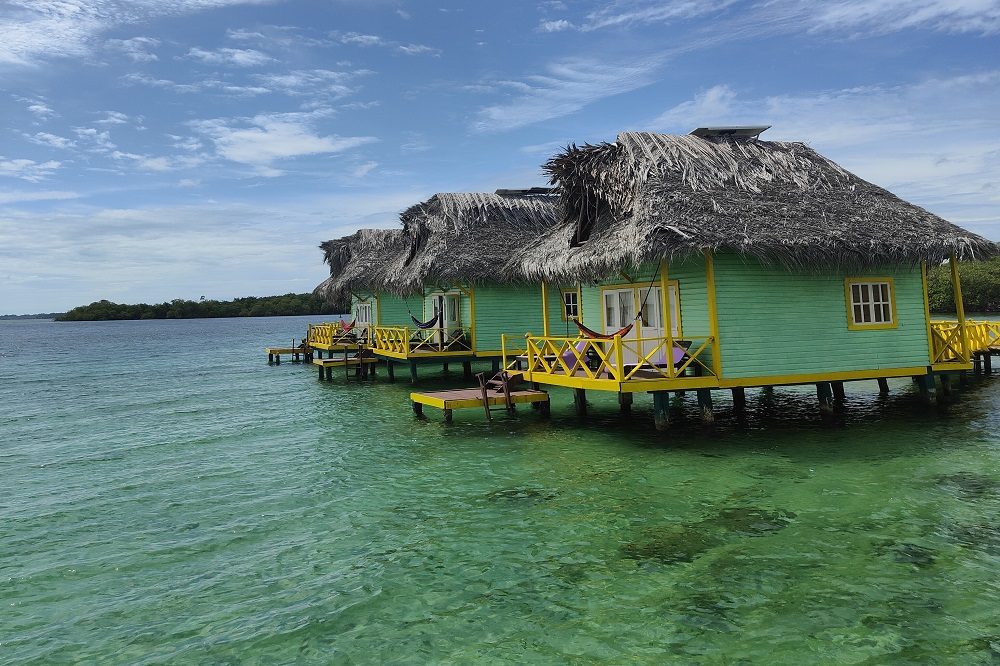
[313,228,408,300]
[383,190,560,292]
[314,190,561,297]
[515,130,996,282]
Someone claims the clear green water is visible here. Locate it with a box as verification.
[2,316,999,664]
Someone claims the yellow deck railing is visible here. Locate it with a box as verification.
[930,319,1000,363]
[306,322,365,348]
[370,325,473,357]
[508,333,716,385]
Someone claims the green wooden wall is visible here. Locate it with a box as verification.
[713,253,931,378]
[350,293,421,327]
[472,284,546,353]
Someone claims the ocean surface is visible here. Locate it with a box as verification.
[2,316,999,664]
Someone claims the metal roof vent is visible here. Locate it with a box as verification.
[494,187,554,196]
[690,126,771,139]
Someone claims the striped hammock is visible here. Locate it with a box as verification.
[571,317,634,340]
[410,312,441,330]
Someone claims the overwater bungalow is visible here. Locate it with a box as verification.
[313,189,563,381]
[312,228,421,351]
[508,127,996,425]
[373,190,561,368]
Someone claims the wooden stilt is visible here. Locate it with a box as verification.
[985,353,993,375]
[618,392,633,414]
[731,387,746,413]
[409,361,418,384]
[816,382,834,416]
[573,389,587,416]
[540,399,551,417]
[831,381,846,401]
[877,377,890,394]
[939,373,953,400]
[697,389,714,425]
[462,361,473,380]
[412,401,423,417]
[442,362,450,373]
[915,374,936,405]
[268,353,273,364]
[318,364,324,380]
[973,353,983,374]
[325,366,332,381]
[443,408,453,423]
[652,391,670,431]
[274,354,280,365]
[387,361,395,382]
[491,358,501,374]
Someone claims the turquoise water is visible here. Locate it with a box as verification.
[2,316,999,664]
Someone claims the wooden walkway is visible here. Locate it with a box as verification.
[410,387,549,422]
[313,355,379,380]
[266,347,312,364]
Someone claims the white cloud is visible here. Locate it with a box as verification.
[186,47,275,67]
[106,36,160,62]
[0,189,78,204]
[0,157,62,182]
[576,0,737,31]
[123,73,202,93]
[473,55,664,132]
[802,0,1000,36]
[397,43,440,56]
[0,0,282,66]
[255,68,371,98]
[111,151,205,172]
[26,132,76,149]
[338,32,385,46]
[537,19,574,32]
[190,111,378,172]
[350,161,378,178]
[15,97,56,119]
[74,127,116,151]
[96,111,130,125]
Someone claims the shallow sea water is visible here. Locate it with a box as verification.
[2,316,999,664]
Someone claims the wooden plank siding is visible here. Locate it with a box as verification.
[713,253,931,378]
[472,284,547,353]
[351,293,422,327]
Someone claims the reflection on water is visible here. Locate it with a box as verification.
[1,317,999,663]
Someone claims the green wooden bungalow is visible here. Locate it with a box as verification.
[312,228,422,349]
[509,127,996,425]
[371,189,563,379]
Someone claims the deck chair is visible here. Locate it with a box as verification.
[477,371,514,420]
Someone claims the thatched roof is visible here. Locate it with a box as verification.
[383,191,560,292]
[313,228,408,300]
[515,131,996,282]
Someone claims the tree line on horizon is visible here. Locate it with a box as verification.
[55,293,347,321]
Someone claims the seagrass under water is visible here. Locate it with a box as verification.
[2,316,999,663]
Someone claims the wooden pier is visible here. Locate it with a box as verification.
[410,387,550,422]
[266,346,312,364]
[313,355,380,380]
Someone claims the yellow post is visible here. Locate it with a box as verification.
[525,332,534,379]
[614,334,624,382]
[705,250,722,378]
[921,261,936,363]
[541,281,550,337]
[659,261,673,378]
[576,283,584,324]
[951,253,969,361]
[468,285,477,352]
[404,326,410,356]
[501,333,507,370]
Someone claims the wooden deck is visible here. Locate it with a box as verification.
[410,387,549,422]
[312,355,379,380]
[266,347,312,364]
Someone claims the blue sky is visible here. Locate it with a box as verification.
[1,0,998,313]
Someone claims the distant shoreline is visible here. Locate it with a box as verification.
[54,293,346,322]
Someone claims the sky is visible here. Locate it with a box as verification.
[1,0,998,313]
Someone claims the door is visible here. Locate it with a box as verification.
[604,288,640,364]
[433,293,461,347]
[355,301,373,341]
[637,286,679,364]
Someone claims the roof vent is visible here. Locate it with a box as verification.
[494,187,554,196]
[690,126,770,139]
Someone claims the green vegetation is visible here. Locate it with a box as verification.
[928,256,1000,313]
[0,312,65,320]
[56,293,345,321]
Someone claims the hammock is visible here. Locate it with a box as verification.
[340,319,356,333]
[410,312,441,330]
[571,317,634,340]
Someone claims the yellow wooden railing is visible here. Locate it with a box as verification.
[306,322,364,348]
[930,319,1000,363]
[508,333,716,384]
[370,325,473,356]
